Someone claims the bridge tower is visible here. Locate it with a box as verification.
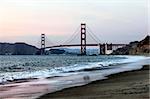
[81,23,86,55]
[41,33,45,55]
[99,43,113,55]
[99,44,106,55]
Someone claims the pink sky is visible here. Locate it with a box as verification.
[0,0,148,47]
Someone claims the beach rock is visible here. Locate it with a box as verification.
[112,35,150,55]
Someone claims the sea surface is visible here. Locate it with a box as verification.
[0,55,149,99]
[0,55,148,84]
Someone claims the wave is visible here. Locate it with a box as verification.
[48,56,147,73]
[0,56,148,84]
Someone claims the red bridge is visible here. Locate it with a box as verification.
[40,23,127,55]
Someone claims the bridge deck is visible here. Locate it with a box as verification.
[45,44,126,49]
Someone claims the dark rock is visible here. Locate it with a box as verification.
[112,35,150,55]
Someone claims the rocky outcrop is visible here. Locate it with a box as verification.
[112,35,150,55]
[0,42,39,55]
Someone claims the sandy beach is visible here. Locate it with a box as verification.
[0,59,149,99]
[39,65,149,99]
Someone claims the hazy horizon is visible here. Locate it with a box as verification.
[0,0,149,47]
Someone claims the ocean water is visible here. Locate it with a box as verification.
[0,55,148,84]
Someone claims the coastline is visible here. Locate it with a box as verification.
[39,65,149,99]
[0,58,149,99]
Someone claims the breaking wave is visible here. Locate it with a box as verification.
[0,55,148,84]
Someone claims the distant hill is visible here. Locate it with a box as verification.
[49,49,65,54]
[0,42,39,55]
[112,35,150,55]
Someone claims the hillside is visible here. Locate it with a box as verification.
[0,42,39,55]
[112,35,150,55]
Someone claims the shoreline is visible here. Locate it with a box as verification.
[39,65,149,99]
[0,59,149,99]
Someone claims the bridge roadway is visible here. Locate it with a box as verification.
[44,44,127,49]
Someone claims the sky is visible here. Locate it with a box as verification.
[0,0,149,47]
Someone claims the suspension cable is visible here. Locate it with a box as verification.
[45,35,55,46]
[87,30,100,43]
[87,26,102,43]
[62,25,80,44]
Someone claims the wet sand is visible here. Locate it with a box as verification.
[39,65,149,99]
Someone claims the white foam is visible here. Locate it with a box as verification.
[0,56,149,99]
[0,56,149,83]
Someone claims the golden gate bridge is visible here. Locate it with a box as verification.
[40,23,126,55]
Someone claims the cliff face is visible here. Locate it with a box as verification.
[112,36,150,55]
[134,36,150,54]
[0,43,39,55]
